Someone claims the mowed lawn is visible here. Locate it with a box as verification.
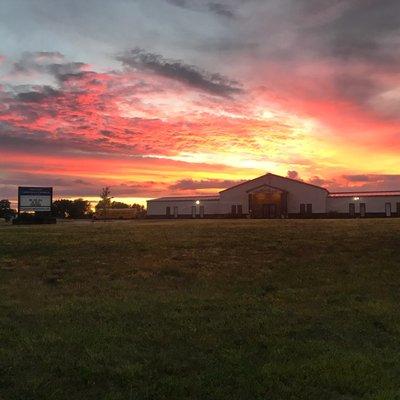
[1,219,400,400]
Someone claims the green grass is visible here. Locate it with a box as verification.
[1,219,400,399]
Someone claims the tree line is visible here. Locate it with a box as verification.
[52,198,145,218]
[0,187,146,220]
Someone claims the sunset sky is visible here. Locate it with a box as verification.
[1,0,399,205]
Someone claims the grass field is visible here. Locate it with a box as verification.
[1,219,400,400]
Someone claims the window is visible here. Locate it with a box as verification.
[300,204,306,215]
[360,203,366,218]
[191,205,196,218]
[173,206,178,218]
[237,205,243,216]
[166,206,171,217]
[349,203,355,217]
[397,202,400,216]
[385,203,391,217]
[306,204,313,214]
[199,205,204,218]
[231,205,237,215]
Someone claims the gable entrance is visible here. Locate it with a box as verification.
[247,185,287,218]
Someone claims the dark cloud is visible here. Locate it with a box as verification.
[343,174,371,182]
[343,174,400,184]
[324,0,400,62]
[116,48,243,97]
[287,170,299,180]
[166,0,187,7]
[308,176,333,187]
[166,0,236,18]
[13,51,65,72]
[0,174,169,201]
[331,174,400,192]
[334,75,379,105]
[0,172,88,188]
[287,171,331,188]
[73,179,92,185]
[16,86,61,102]
[100,130,114,137]
[0,122,136,157]
[207,2,236,18]
[12,52,87,81]
[47,63,87,81]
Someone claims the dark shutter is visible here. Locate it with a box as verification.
[306,204,312,214]
[248,194,252,216]
[166,206,171,216]
[231,205,237,216]
[360,203,366,217]
[349,203,355,217]
[237,205,243,215]
[300,204,306,215]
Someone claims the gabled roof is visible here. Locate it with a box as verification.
[219,172,328,193]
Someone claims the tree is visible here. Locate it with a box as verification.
[0,199,16,221]
[96,187,112,218]
[53,199,92,219]
[69,199,92,218]
[52,199,73,218]
[110,201,130,209]
[0,199,11,217]
[131,203,146,218]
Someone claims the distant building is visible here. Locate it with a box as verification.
[147,173,400,219]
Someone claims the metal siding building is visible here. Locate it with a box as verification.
[147,173,400,218]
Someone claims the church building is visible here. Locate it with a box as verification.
[147,173,400,219]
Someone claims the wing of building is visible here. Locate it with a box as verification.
[147,173,400,219]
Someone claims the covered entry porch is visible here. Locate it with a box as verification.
[247,185,288,218]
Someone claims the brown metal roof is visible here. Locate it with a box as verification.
[329,191,400,198]
[147,195,219,202]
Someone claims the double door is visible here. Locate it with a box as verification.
[262,203,277,219]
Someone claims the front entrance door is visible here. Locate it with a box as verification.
[262,203,277,218]
[249,191,285,219]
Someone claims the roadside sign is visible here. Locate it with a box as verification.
[18,187,53,213]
